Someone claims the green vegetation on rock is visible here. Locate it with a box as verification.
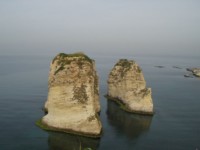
[110,59,142,78]
[114,59,132,78]
[53,52,93,75]
[53,52,93,64]
[36,119,51,131]
[116,59,131,68]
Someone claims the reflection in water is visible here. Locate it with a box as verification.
[107,100,153,138]
[48,131,100,150]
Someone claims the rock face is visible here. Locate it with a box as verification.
[187,68,200,77]
[39,52,102,137]
[107,59,153,115]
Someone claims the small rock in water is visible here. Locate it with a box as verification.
[172,66,182,69]
[155,66,165,68]
[184,74,193,78]
[186,68,200,77]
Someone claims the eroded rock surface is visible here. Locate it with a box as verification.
[39,52,102,137]
[107,59,154,115]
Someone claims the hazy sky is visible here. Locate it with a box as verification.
[0,0,200,56]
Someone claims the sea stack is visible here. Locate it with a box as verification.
[107,59,154,115]
[37,52,102,137]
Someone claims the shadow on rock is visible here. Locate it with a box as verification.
[106,100,153,138]
[48,131,100,150]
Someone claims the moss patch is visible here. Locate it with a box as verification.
[112,59,132,78]
[53,52,93,64]
[52,52,94,75]
[35,119,51,130]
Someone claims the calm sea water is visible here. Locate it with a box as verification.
[0,54,200,150]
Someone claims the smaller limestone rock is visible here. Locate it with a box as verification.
[187,68,200,77]
[107,59,154,115]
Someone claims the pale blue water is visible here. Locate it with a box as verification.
[0,54,200,150]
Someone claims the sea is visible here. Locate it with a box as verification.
[0,53,200,150]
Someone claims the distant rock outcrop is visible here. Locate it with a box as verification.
[107,59,154,115]
[37,52,102,137]
[186,68,200,77]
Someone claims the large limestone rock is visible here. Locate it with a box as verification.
[107,59,153,115]
[39,52,102,137]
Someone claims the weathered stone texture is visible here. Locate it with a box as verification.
[107,59,153,114]
[41,53,102,137]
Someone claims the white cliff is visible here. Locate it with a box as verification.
[107,59,154,115]
[38,52,102,137]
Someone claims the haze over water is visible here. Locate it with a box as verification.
[0,0,200,57]
[0,0,200,150]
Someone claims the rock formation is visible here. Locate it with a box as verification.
[187,68,200,77]
[107,59,154,115]
[37,52,102,137]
